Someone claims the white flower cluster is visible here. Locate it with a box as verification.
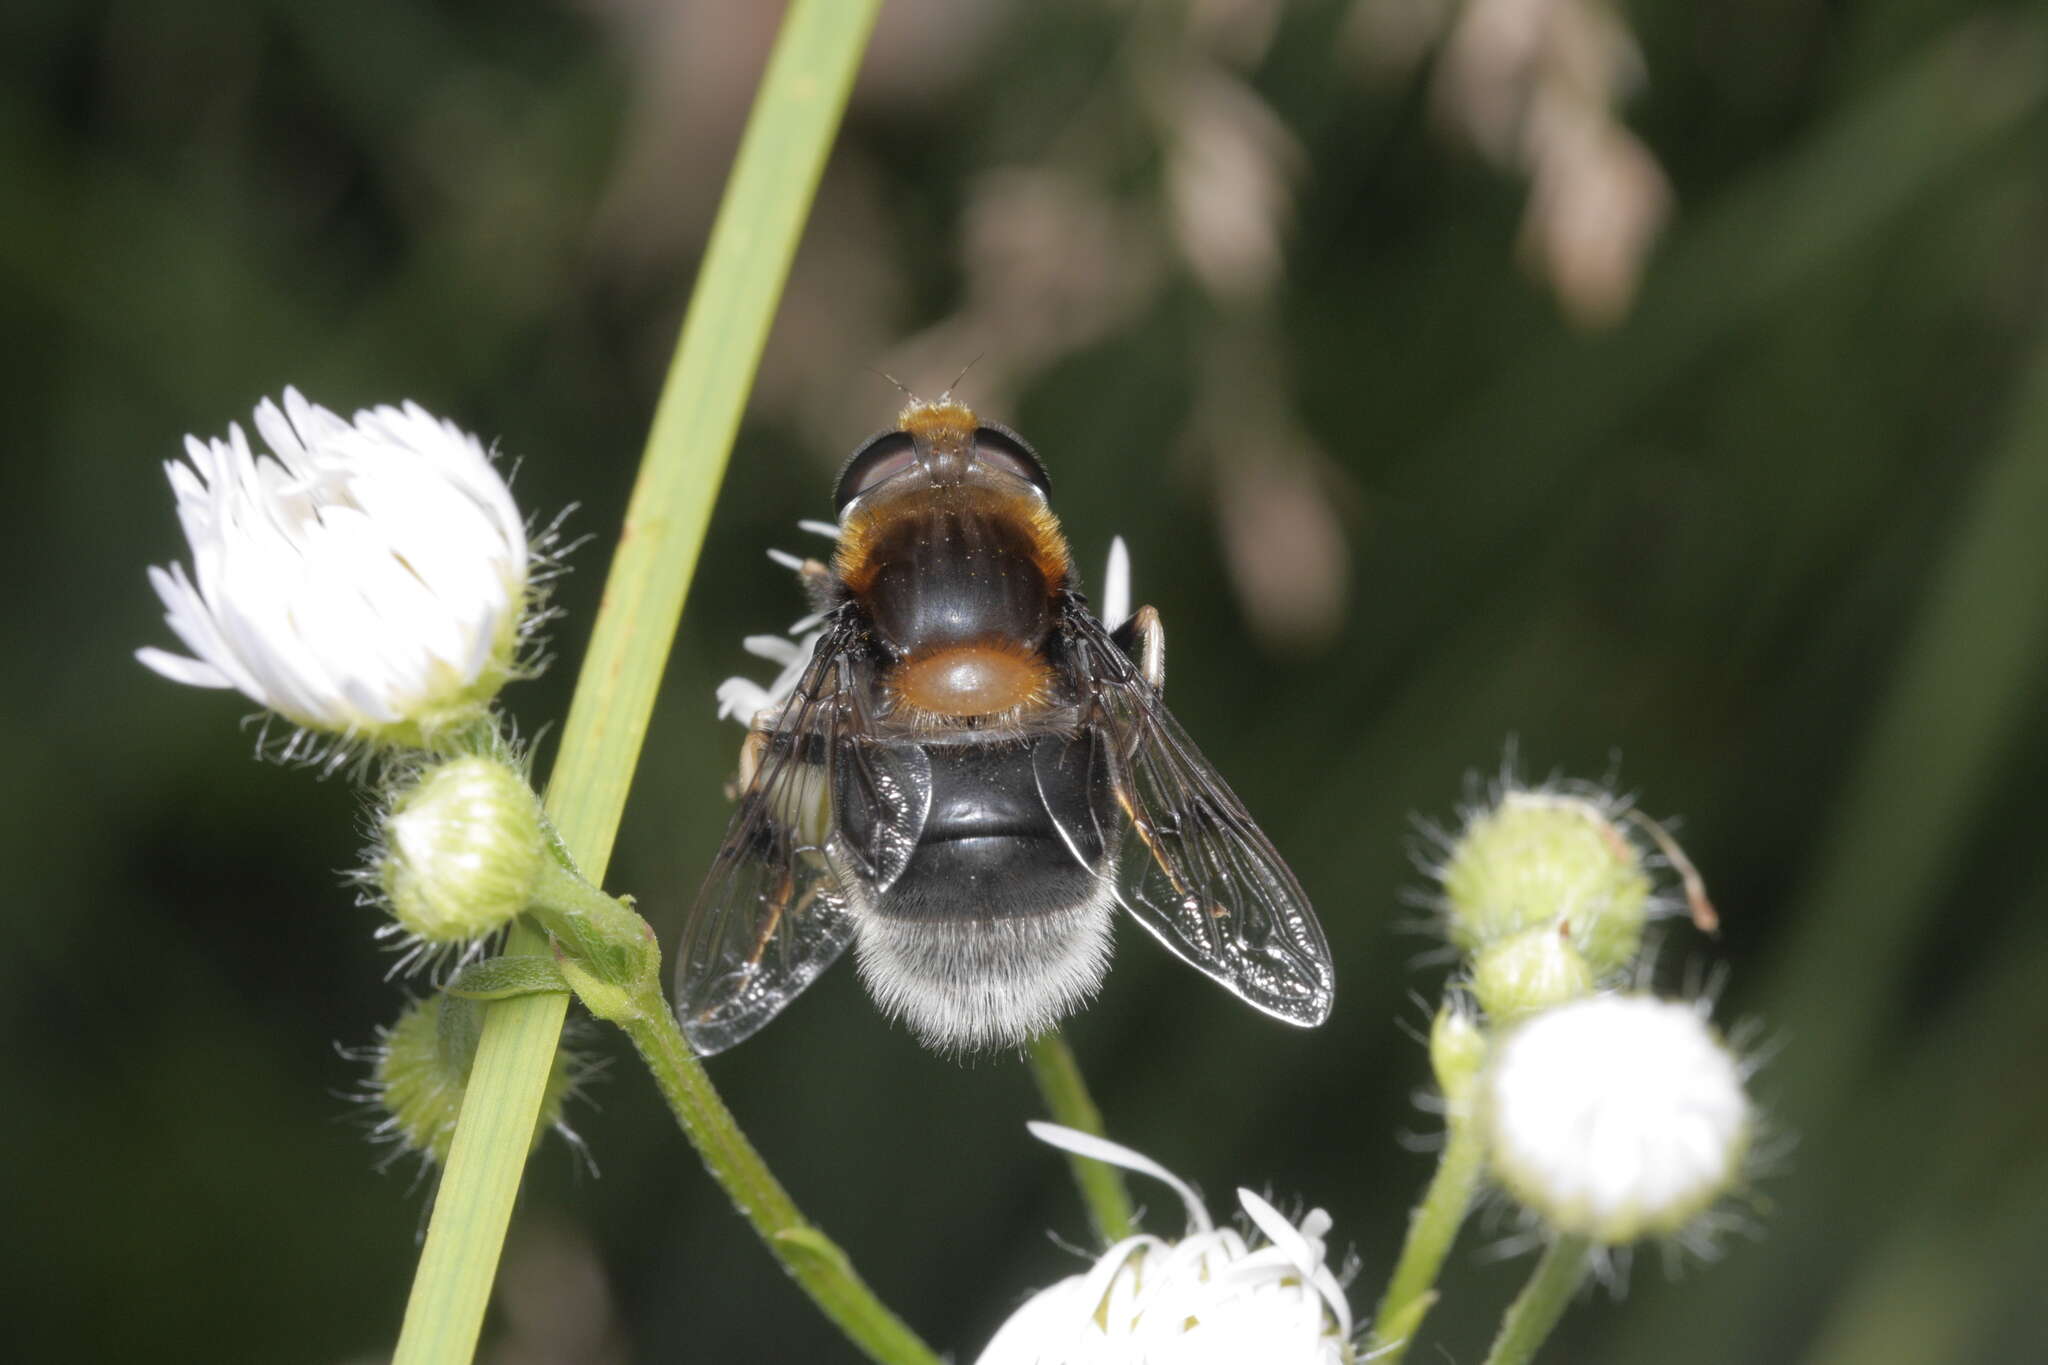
[978,1124,1354,1365]
[138,387,531,748]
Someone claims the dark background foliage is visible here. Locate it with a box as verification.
[6,2,2047,1362]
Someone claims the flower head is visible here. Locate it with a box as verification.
[374,755,545,961]
[1433,784,1654,977]
[1470,922,1595,1022]
[1480,993,1752,1244]
[978,1123,1355,1365]
[713,520,840,728]
[137,388,533,749]
[357,992,587,1169]
[1428,996,1487,1105]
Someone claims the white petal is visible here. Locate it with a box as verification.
[1026,1121,1212,1234]
[134,646,233,688]
[715,678,773,722]
[1101,535,1131,630]
[742,635,805,666]
[1237,1188,1352,1339]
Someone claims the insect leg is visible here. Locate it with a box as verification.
[797,558,837,610]
[1111,606,1165,692]
[724,726,772,803]
[746,872,825,970]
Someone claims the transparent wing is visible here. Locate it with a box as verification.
[674,613,932,1054]
[1043,602,1334,1027]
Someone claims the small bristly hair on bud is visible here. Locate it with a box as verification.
[1410,760,1710,988]
[342,993,600,1175]
[361,751,547,976]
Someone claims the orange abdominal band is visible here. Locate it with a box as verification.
[888,638,1054,720]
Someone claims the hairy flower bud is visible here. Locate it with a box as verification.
[1471,924,1595,1022]
[1480,994,1752,1244]
[1439,789,1650,974]
[378,756,544,946]
[1429,998,1488,1106]
[368,994,579,1166]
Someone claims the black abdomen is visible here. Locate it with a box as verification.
[880,738,1110,923]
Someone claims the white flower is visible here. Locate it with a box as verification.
[977,1123,1354,1365]
[1481,994,1751,1244]
[713,519,841,728]
[137,388,531,746]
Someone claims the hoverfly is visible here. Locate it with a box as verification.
[675,396,1334,1053]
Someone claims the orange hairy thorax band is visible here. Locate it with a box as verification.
[888,638,1054,719]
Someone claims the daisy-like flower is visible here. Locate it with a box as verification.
[137,388,533,751]
[1480,993,1753,1245]
[977,1123,1355,1365]
[713,519,840,728]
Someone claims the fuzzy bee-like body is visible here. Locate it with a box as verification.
[675,398,1334,1053]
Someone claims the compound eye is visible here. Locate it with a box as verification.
[974,424,1051,497]
[834,430,919,512]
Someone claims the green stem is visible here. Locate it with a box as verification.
[390,3,883,1362]
[1024,1032,1136,1243]
[523,862,941,1363]
[1368,1113,1488,1361]
[1479,1236,1592,1365]
[616,990,941,1365]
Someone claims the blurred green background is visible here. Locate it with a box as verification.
[7,1,2047,1362]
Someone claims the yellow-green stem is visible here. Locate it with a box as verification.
[1369,1113,1487,1361]
[390,2,883,1361]
[618,991,940,1365]
[1479,1236,1593,1365]
[1025,1032,1136,1243]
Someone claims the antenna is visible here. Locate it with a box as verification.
[939,354,984,401]
[867,367,918,402]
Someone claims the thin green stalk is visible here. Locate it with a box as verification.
[1025,1032,1136,1243]
[1478,1236,1592,1365]
[618,992,940,1365]
[1368,1114,1487,1362]
[391,3,883,1362]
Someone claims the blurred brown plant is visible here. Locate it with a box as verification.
[1350,0,1672,327]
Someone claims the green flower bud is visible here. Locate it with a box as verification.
[370,993,580,1166]
[1429,999,1488,1107]
[1471,925,1596,1023]
[1438,790,1650,974]
[378,756,545,944]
